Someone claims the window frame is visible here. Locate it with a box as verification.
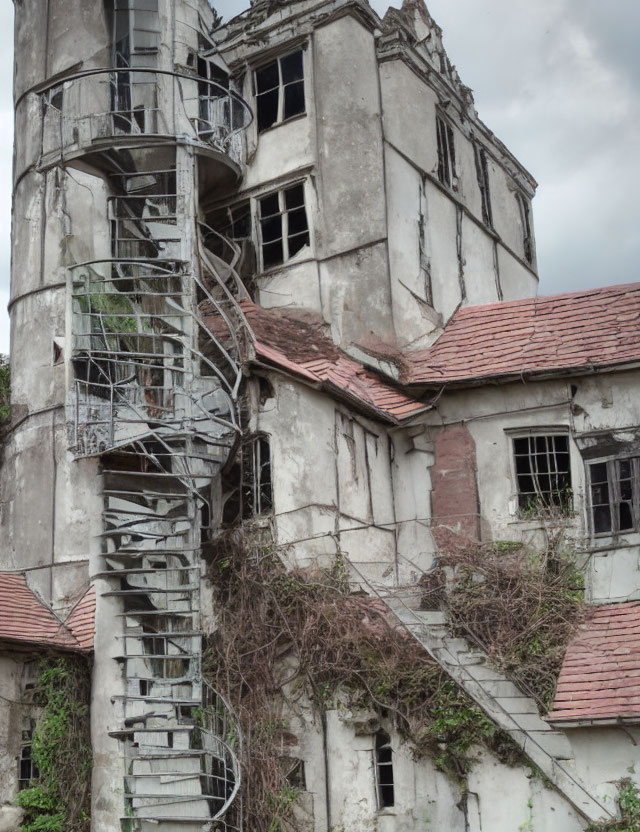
[474,143,493,227]
[509,430,573,517]
[254,47,306,133]
[257,182,310,272]
[374,730,395,810]
[436,113,457,191]
[515,192,534,266]
[588,455,640,538]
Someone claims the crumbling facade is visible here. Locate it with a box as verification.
[2,0,640,831]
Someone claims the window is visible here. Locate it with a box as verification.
[436,115,456,190]
[374,730,394,809]
[255,50,305,132]
[512,434,572,514]
[221,435,273,525]
[258,184,309,270]
[589,457,640,535]
[474,144,492,226]
[18,719,38,790]
[243,435,273,517]
[515,193,534,265]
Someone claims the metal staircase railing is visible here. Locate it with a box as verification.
[52,104,251,827]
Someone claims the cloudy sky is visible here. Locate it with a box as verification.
[1,0,639,354]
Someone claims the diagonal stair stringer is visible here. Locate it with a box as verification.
[378,592,614,825]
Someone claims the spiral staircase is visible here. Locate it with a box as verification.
[37,10,252,829]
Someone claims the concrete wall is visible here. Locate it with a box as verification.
[215,0,539,356]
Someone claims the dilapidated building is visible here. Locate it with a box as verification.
[2,0,640,830]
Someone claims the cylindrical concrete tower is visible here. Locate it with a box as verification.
[8,1,252,828]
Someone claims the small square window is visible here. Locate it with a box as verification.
[258,184,310,270]
[255,49,306,132]
[512,434,572,515]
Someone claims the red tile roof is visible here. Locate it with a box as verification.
[233,302,427,422]
[549,601,640,724]
[0,574,95,652]
[407,283,640,385]
[65,585,96,651]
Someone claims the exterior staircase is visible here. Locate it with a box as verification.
[352,571,614,826]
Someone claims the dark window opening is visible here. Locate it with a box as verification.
[221,435,273,525]
[436,115,456,190]
[513,434,572,515]
[474,144,492,226]
[281,757,306,790]
[259,184,309,270]
[590,457,640,536]
[243,435,273,517]
[516,193,534,265]
[255,49,305,132]
[18,720,38,790]
[375,730,394,809]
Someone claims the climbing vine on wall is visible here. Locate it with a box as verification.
[587,777,640,832]
[203,529,522,832]
[16,656,92,832]
[0,355,9,422]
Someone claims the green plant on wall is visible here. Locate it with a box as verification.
[0,354,9,422]
[16,657,92,832]
[203,529,526,832]
[587,777,640,832]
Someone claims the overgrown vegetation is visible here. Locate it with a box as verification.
[427,531,585,709]
[588,777,640,832]
[204,530,522,832]
[0,354,9,422]
[16,657,92,832]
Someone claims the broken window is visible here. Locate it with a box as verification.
[436,115,456,190]
[474,144,492,226]
[18,719,38,790]
[515,192,534,265]
[222,435,273,524]
[255,49,305,132]
[589,457,640,535]
[513,434,572,515]
[374,730,394,809]
[258,184,309,270]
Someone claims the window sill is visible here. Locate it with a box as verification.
[257,112,308,138]
[257,253,314,278]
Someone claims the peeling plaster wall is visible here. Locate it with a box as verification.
[422,371,640,604]
[0,656,24,807]
[256,376,400,585]
[216,1,539,354]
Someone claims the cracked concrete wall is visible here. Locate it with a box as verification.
[217,0,539,356]
[255,375,401,585]
[421,370,640,604]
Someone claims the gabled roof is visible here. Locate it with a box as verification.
[406,283,640,386]
[0,574,95,652]
[549,601,640,725]
[237,302,427,423]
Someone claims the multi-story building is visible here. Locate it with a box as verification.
[1,0,640,830]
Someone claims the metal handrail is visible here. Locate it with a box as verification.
[38,66,252,165]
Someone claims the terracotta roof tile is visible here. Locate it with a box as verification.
[221,302,427,422]
[407,283,640,385]
[0,574,95,652]
[0,574,77,649]
[65,585,96,651]
[549,601,640,723]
